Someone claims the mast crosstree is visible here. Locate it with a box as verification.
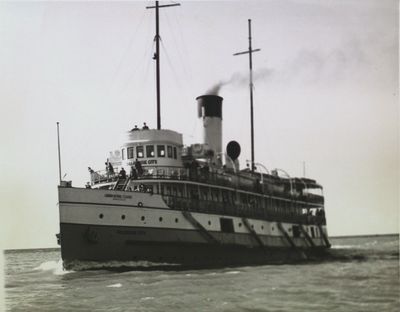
[146,1,180,130]
[233,19,260,172]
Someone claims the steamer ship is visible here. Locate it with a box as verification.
[57,2,330,270]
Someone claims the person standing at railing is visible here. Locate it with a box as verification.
[130,166,138,180]
[88,167,95,183]
[105,161,114,180]
[119,167,127,179]
[134,159,143,176]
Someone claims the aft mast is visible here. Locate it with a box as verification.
[233,19,260,172]
[146,1,180,130]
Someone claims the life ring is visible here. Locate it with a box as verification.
[138,201,143,207]
[85,227,98,244]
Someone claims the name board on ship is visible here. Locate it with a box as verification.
[127,159,158,166]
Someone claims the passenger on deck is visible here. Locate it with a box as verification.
[85,182,91,189]
[106,162,114,180]
[119,167,127,179]
[189,160,199,179]
[130,166,138,180]
[135,159,143,176]
[142,122,149,130]
[88,167,95,183]
[131,125,139,131]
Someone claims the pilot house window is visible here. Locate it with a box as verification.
[137,146,144,158]
[127,147,134,159]
[167,146,173,158]
[146,145,155,158]
[157,145,165,157]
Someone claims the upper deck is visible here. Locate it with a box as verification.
[89,164,324,206]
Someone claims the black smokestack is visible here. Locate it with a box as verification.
[196,95,223,119]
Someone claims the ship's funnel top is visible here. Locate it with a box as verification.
[197,95,223,119]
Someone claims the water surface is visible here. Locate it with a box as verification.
[5,235,399,312]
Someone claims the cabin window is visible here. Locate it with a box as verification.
[189,186,199,200]
[157,145,165,157]
[136,146,144,158]
[230,192,236,204]
[171,185,178,196]
[220,218,234,233]
[121,148,125,160]
[211,188,220,202]
[240,193,247,204]
[176,185,183,197]
[200,187,209,200]
[310,227,315,238]
[167,145,173,158]
[292,225,301,238]
[222,190,229,203]
[127,147,134,159]
[146,145,155,158]
[173,147,177,159]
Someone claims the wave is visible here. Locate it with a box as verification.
[107,283,122,288]
[331,245,356,249]
[64,259,182,272]
[34,260,74,276]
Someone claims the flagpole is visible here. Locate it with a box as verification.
[57,122,62,184]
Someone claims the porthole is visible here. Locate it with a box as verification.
[251,224,254,229]
[121,215,126,220]
[159,217,163,222]
[272,227,274,231]
[261,225,264,230]
[141,216,145,221]
[99,213,104,219]
[238,223,242,227]
[175,218,179,223]
[208,221,211,225]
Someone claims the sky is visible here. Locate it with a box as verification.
[0,0,398,253]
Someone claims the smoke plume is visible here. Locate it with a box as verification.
[206,67,274,95]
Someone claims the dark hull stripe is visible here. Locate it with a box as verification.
[60,222,328,269]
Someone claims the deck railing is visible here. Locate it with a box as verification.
[161,195,326,225]
[90,166,324,204]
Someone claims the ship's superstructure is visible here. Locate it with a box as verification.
[58,94,330,269]
[57,2,330,269]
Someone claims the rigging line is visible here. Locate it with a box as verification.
[163,7,193,122]
[160,39,183,90]
[121,37,155,94]
[109,10,147,91]
[133,39,156,111]
[163,9,190,81]
[171,8,192,81]
[119,9,154,93]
